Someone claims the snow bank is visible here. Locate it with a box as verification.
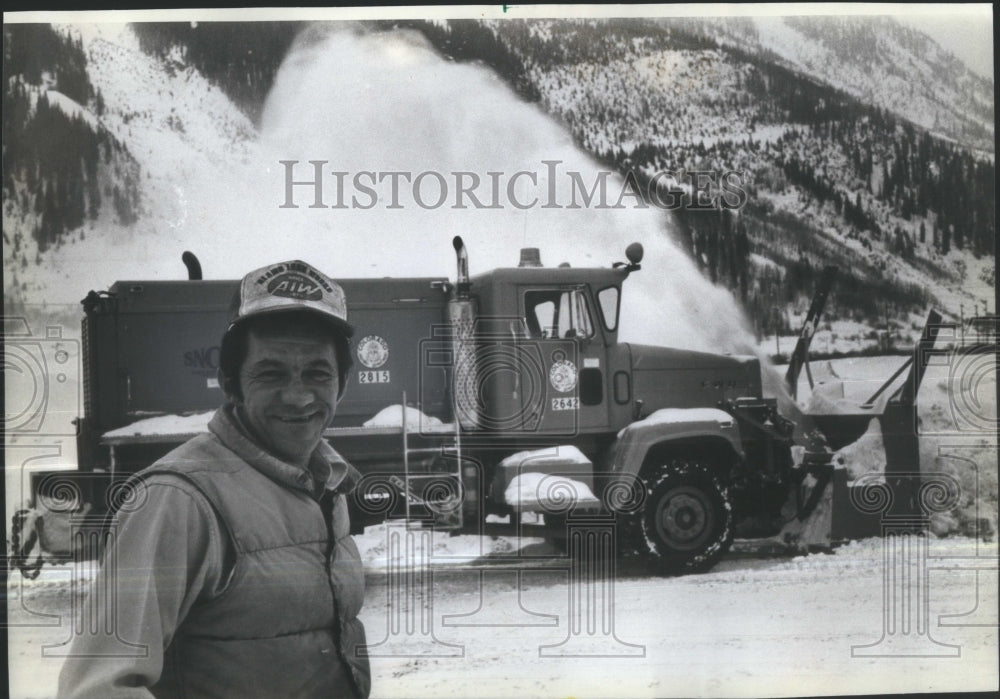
[352,521,542,568]
[362,405,451,432]
[9,522,538,584]
[499,445,592,469]
[832,418,886,480]
[504,473,599,512]
[635,407,735,428]
[44,89,98,128]
[495,447,596,513]
[103,411,213,438]
[102,405,455,437]
[806,379,861,415]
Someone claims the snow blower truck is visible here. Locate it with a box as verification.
[14,238,942,577]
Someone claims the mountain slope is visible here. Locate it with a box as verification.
[3,18,994,350]
[3,23,260,315]
[471,17,994,338]
[3,24,140,311]
[665,15,994,153]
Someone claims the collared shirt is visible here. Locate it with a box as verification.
[57,405,358,699]
[226,403,349,498]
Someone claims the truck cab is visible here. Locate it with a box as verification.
[466,263,630,435]
[463,251,765,441]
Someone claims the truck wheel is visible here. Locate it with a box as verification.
[638,460,733,574]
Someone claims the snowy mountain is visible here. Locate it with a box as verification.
[3,22,754,359]
[3,23,257,323]
[474,17,995,339]
[679,16,994,154]
[2,18,995,354]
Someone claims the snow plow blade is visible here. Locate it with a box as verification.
[773,309,947,551]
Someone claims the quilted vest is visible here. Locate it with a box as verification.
[139,418,371,699]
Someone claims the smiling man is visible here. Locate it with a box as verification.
[59,261,371,699]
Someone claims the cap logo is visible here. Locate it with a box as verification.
[265,271,323,301]
[238,260,350,337]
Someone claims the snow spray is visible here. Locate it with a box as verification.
[258,23,761,358]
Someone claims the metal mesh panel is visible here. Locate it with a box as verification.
[449,300,479,429]
[81,315,94,419]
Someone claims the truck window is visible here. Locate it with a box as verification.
[528,298,557,338]
[564,290,594,339]
[524,289,594,339]
[597,286,619,331]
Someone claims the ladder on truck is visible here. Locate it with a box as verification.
[397,391,466,529]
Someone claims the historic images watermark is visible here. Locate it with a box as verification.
[351,464,647,660]
[4,314,81,582]
[2,317,80,438]
[278,160,748,211]
[4,315,147,657]
[915,319,998,437]
[849,464,998,659]
[848,336,998,659]
[347,317,646,659]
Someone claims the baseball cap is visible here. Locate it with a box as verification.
[229,260,354,337]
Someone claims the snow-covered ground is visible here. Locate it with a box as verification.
[8,536,998,697]
[7,353,998,697]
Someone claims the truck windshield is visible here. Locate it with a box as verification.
[524,289,595,339]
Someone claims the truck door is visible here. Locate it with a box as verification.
[521,286,609,434]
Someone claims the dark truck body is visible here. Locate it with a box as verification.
[42,243,797,572]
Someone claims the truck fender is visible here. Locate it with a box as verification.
[611,408,743,478]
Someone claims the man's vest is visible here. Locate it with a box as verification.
[140,429,371,699]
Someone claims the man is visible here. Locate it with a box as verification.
[58,260,371,698]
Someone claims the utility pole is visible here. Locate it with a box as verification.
[774,306,780,357]
[882,301,892,352]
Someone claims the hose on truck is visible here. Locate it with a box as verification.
[8,508,44,580]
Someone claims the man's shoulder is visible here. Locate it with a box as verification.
[139,432,245,480]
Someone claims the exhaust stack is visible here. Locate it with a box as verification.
[449,236,478,429]
[452,236,470,297]
[182,251,203,280]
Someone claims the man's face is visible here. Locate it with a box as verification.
[236,324,339,467]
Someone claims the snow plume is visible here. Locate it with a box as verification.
[257,22,757,355]
[14,22,756,356]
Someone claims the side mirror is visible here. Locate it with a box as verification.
[625,242,644,265]
[613,242,643,274]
